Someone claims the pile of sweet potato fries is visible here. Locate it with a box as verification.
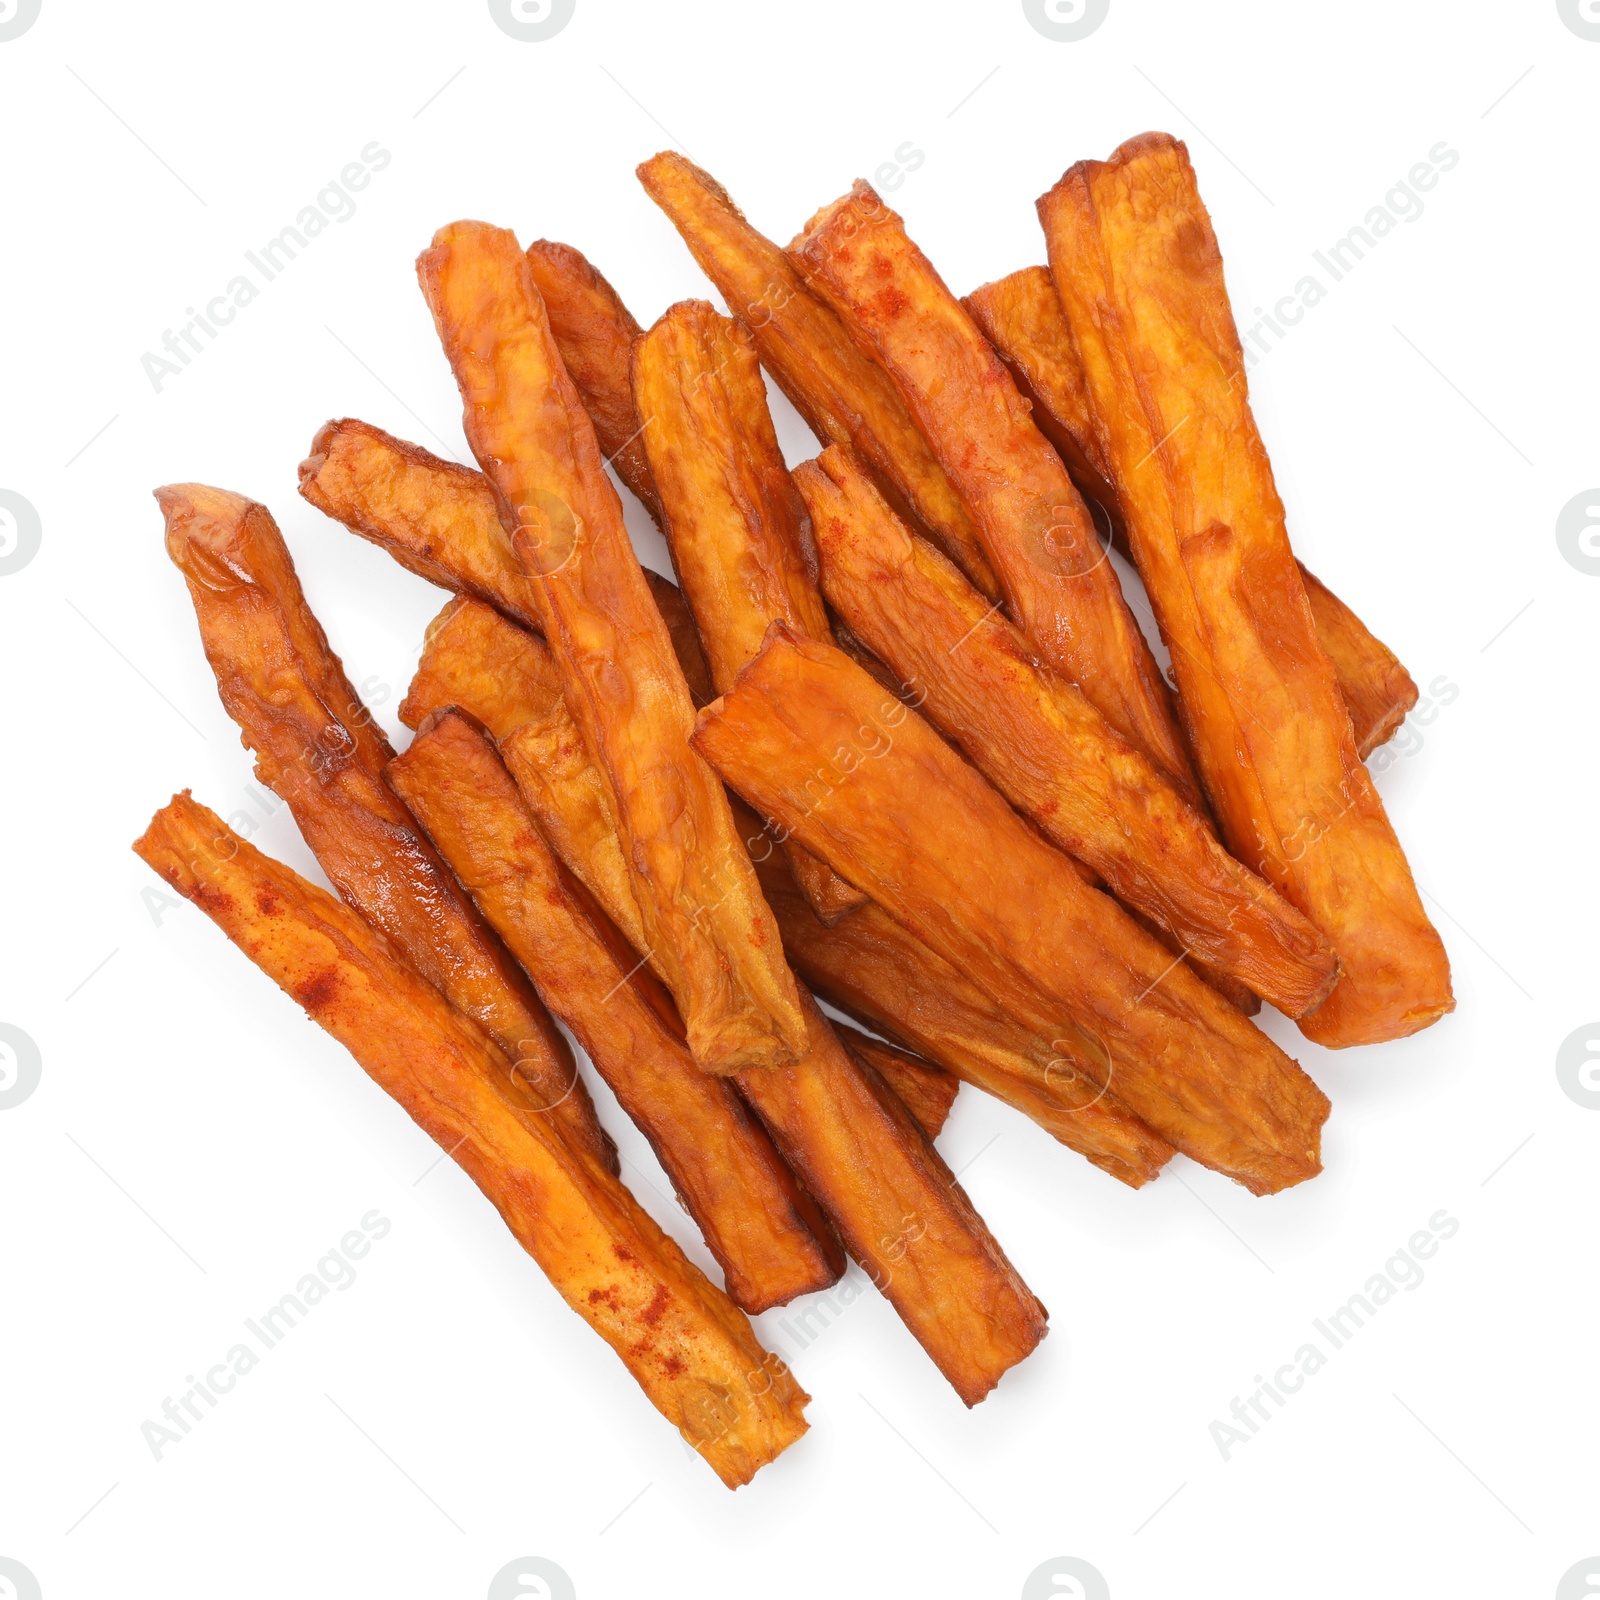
[135,132,1451,1488]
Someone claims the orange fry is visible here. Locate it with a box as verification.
[751,843,1173,1188]
[831,1022,959,1141]
[797,445,1339,1018]
[1038,134,1451,1046]
[299,418,710,686]
[692,627,1331,1196]
[1298,566,1419,760]
[636,152,1001,599]
[731,993,1047,1405]
[396,597,659,973]
[134,793,808,1488]
[417,220,807,1073]
[633,299,867,923]
[964,265,1419,758]
[156,484,614,1174]
[524,239,664,526]
[299,418,546,634]
[388,711,845,1313]
[791,184,1200,805]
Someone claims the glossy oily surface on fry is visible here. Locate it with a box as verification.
[693,627,1331,1195]
[416,220,807,1073]
[132,793,809,1488]
[792,184,1200,805]
[798,445,1339,1017]
[1038,134,1451,1047]
[388,712,845,1314]
[155,482,614,1174]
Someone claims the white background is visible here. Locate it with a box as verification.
[1,2,1594,1596]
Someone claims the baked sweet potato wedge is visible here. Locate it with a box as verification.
[791,185,1200,806]
[796,445,1339,1017]
[134,793,808,1488]
[636,152,1001,600]
[298,418,546,634]
[831,1022,958,1141]
[397,597,659,973]
[388,710,845,1313]
[732,992,1047,1405]
[750,840,1173,1188]
[1038,134,1451,1047]
[156,484,614,1174]
[633,300,866,924]
[692,626,1331,1195]
[299,419,710,693]
[417,220,807,1073]
[524,239,664,526]
[964,265,1419,758]
[962,266,1120,530]
[1297,565,1419,760]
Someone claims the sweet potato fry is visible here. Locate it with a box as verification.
[398,595,565,737]
[524,239,664,526]
[395,598,659,972]
[636,152,1001,600]
[134,793,808,1488]
[388,711,845,1313]
[1298,566,1419,760]
[156,484,615,1174]
[692,626,1331,1195]
[409,617,1049,1398]
[1038,134,1451,1046]
[298,419,546,634]
[644,567,716,708]
[299,419,711,688]
[733,992,1047,1405]
[417,220,807,1073]
[750,841,1173,1188]
[830,1022,958,1141]
[964,265,1419,757]
[791,185,1201,806]
[633,300,867,924]
[796,445,1339,1017]
[962,266,1120,528]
